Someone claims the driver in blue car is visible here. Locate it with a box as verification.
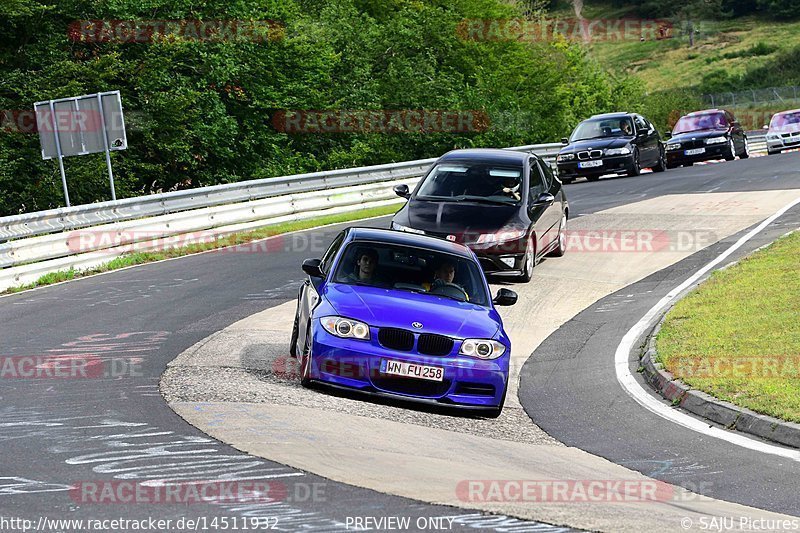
[424,260,469,301]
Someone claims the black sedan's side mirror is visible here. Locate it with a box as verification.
[493,288,518,306]
[393,184,411,199]
[302,258,323,278]
[531,192,555,206]
[561,137,569,145]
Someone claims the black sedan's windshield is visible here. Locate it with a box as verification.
[570,117,634,141]
[332,242,490,306]
[415,162,523,205]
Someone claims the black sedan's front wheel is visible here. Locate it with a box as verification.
[517,235,536,282]
[626,150,641,177]
[724,138,736,161]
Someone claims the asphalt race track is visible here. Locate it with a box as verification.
[1,152,798,532]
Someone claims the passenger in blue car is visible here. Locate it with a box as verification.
[343,247,389,287]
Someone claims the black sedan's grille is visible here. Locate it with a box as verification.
[378,328,414,351]
[418,334,454,356]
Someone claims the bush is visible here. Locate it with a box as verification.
[0,0,645,216]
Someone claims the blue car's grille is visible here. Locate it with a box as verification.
[378,328,414,351]
[417,334,454,356]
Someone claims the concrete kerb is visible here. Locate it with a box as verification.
[639,290,800,450]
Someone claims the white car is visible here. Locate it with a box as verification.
[764,109,800,155]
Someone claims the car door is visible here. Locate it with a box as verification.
[635,115,658,165]
[297,231,344,351]
[528,158,560,252]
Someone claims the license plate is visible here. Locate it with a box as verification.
[685,148,705,155]
[578,160,603,168]
[380,359,444,382]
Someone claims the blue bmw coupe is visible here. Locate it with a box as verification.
[290,227,518,417]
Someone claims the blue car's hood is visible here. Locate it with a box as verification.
[323,283,500,339]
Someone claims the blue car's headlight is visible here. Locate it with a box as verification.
[557,153,575,162]
[321,316,371,340]
[705,136,728,145]
[460,339,506,359]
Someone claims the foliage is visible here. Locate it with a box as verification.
[0,0,643,215]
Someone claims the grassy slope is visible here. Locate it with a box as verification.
[656,232,800,422]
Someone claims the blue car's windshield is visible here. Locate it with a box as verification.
[332,242,490,306]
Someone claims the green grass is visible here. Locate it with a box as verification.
[586,16,800,91]
[3,203,401,295]
[656,231,800,422]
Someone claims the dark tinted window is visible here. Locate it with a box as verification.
[321,232,345,274]
[332,242,489,306]
[529,160,547,196]
[416,161,523,205]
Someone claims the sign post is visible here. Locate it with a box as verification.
[35,90,127,206]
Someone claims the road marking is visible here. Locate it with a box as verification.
[615,195,800,460]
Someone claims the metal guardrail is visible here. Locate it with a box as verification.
[0,134,770,291]
[0,143,562,244]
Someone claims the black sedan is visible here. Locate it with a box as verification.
[390,149,568,282]
[556,112,666,183]
[665,109,749,168]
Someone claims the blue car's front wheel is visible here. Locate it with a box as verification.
[300,324,313,388]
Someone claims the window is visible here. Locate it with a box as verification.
[634,115,647,132]
[332,242,489,306]
[529,160,546,197]
[320,232,345,274]
[415,161,523,204]
[538,160,554,189]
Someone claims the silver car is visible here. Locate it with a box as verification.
[765,109,800,155]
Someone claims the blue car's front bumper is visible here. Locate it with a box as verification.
[307,326,508,410]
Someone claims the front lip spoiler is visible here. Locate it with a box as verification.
[307,380,501,412]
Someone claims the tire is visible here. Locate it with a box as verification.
[289,312,299,358]
[627,150,641,176]
[484,386,507,419]
[586,176,600,182]
[547,212,567,257]
[517,234,536,282]
[561,177,575,184]
[724,138,736,161]
[768,148,780,155]
[740,137,750,159]
[299,324,313,388]
[652,146,667,172]
[684,161,694,167]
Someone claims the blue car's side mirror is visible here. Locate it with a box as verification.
[302,258,323,278]
[493,288,517,306]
